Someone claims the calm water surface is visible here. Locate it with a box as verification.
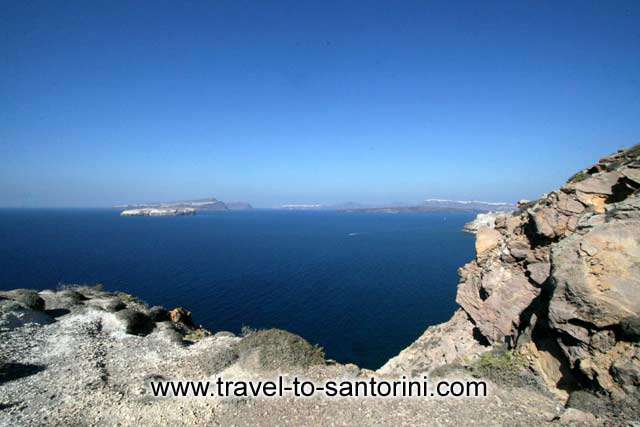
[0,209,475,369]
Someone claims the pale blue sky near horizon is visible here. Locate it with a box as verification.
[1,1,639,207]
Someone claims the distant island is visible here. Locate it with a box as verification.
[341,200,515,213]
[118,198,512,216]
[120,207,196,216]
[277,199,515,213]
[280,203,324,210]
[226,201,254,211]
[117,198,253,216]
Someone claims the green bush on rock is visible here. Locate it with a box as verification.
[116,309,155,336]
[470,349,535,388]
[237,328,325,371]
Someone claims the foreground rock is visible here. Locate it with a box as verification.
[1,286,563,426]
[379,309,488,376]
[381,144,640,421]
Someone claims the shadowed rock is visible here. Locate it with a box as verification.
[0,299,52,329]
[149,306,170,322]
[621,316,640,342]
[116,309,155,336]
[0,289,45,311]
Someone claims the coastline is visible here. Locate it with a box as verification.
[1,145,639,425]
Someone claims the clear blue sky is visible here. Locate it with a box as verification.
[1,1,639,207]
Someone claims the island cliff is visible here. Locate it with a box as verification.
[1,145,638,425]
[121,207,196,216]
[118,198,229,216]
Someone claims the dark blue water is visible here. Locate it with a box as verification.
[0,209,475,369]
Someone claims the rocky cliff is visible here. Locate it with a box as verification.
[381,145,640,412]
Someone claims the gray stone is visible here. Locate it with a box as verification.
[526,262,550,285]
[549,220,640,394]
[589,330,616,353]
[558,408,597,425]
[457,263,540,343]
[621,166,640,184]
[507,239,530,260]
[620,316,640,342]
[568,171,622,195]
[557,191,585,214]
[0,289,45,311]
[550,221,640,330]
[533,207,574,240]
[611,357,640,391]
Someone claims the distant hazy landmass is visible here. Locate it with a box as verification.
[279,203,324,210]
[226,202,254,211]
[278,199,515,213]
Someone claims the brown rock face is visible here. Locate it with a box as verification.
[526,262,550,285]
[530,207,572,240]
[382,145,640,404]
[475,228,502,257]
[550,221,640,329]
[457,262,540,344]
[169,307,196,328]
[441,145,640,396]
[508,240,531,260]
[567,171,622,195]
[548,220,640,396]
[621,166,640,184]
[378,309,488,375]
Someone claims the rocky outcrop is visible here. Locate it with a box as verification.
[0,289,45,311]
[456,145,640,397]
[382,144,640,411]
[378,309,488,375]
[1,285,566,426]
[548,218,640,397]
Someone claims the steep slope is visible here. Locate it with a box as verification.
[381,145,640,409]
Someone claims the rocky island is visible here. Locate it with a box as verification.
[117,197,230,216]
[1,145,639,425]
[120,207,197,216]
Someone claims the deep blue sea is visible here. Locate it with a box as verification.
[0,209,475,369]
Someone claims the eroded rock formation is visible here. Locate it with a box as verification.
[382,144,640,405]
